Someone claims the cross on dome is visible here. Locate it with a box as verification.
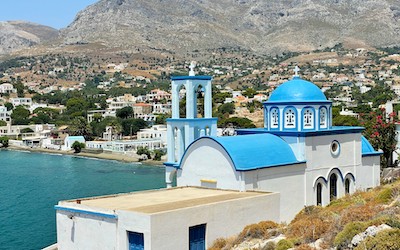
[293,66,300,77]
[189,61,196,76]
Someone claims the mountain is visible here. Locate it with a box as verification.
[0,21,59,55]
[60,0,400,55]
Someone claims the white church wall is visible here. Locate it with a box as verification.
[304,133,361,171]
[281,136,306,161]
[178,139,242,190]
[117,210,152,250]
[359,156,381,190]
[56,210,117,250]
[243,164,306,222]
[148,192,280,250]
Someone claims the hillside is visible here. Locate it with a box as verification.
[0,21,58,55]
[59,0,400,55]
[210,180,400,249]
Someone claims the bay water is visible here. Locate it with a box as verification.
[0,149,165,250]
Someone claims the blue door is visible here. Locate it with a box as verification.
[189,224,206,250]
[128,231,144,250]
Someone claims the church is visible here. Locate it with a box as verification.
[53,67,381,250]
[165,67,381,222]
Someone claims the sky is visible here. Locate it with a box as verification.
[0,0,99,29]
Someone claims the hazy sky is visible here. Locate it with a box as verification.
[0,0,99,29]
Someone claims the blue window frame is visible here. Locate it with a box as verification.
[128,231,144,250]
[189,224,206,250]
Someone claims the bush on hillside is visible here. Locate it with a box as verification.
[334,222,367,249]
[275,239,294,250]
[354,229,400,250]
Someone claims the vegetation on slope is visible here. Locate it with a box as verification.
[209,180,400,250]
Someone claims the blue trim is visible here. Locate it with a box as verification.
[264,110,269,129]
[269,107,280,131]
[301,106,316,131]
[283,106,298,131]
[361,136,382,156]
[314,176,328,188]
[237,127,365,137]
[362,152,383,156]
[163,162,180,168]
[344,172,355,182]
[236,161,306,172]
[265,101,332,105]
[318,106,329,130]
[171,76,212,81]
[167,118,218,122]
[54,205,118,219]
[327,168,344,182]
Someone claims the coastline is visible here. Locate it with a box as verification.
[5,146,164,167]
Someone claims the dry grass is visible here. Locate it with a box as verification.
[208,180,400,250]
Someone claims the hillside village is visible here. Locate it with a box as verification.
[1,45,400,163]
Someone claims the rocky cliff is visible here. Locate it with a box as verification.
[0,21,59,55]
[60,0,400,54]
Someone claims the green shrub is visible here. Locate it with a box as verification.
[334,222,367,249]
[0,136,9,147]
[152,149,166,161]
[275,239,294,250]
[137,146,151,159]
[354,229,400,250]
[71,141,85,153]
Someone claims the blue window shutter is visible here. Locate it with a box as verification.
[189,224,206,250]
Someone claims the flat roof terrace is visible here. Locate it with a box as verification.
[59,187,271,214]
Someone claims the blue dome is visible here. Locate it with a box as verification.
[268,77,327,102]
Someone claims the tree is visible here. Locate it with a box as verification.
[0,120,7,126]
[121,118,147,136]
[4,102,13,111]
[218,103,235,115]
[155,113,171,125]
[72,141,85,153]
[69,117,92,139]
[137,146,151,159]
[116,106,134,119]
[11,106,30,125]
[243,88,257,98]
[153,149,166,161]
[66,97,88,117]
[360,109,397,168]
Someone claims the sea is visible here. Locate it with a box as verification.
[0,149,165,250]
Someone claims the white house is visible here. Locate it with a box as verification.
[62,136,86,151]
[0,106,11,124]
[0,83,16,94]
[10,97,32,108]
[54,69,381,250]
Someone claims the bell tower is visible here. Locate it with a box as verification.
[164,62,218,187]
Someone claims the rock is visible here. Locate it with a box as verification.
[350,224,392,247]
[382,167,400,183]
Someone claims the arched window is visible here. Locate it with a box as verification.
[319,107,327,128]
[317,183,322,206]
[270,108,279,129]
[345,178,350,194]
[284,108,296,128]
[303,108,314,129]
[330,174,338,201]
